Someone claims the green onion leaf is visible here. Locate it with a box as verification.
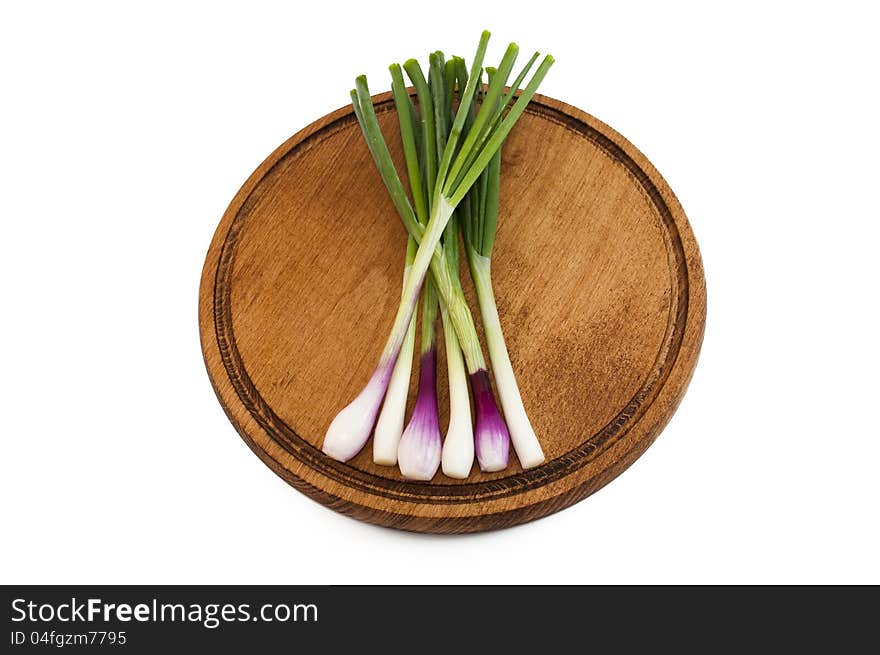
[350,83,422,242]
[448,54,554,206]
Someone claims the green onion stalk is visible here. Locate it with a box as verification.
[376,53,451,479]
[431,55,477,478]
[321,31,554,474]
[460,59,546,469]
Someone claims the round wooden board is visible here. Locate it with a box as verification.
[199,92,706,534]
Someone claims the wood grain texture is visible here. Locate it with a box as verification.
[198,92,706,533]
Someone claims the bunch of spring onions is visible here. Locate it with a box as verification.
[322,31,552,480]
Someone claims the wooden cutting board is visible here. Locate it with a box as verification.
[198,91,706,533]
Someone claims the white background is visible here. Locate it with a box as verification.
[2,1,878,584]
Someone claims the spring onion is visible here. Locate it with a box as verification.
[351,55,505,474]
[322,31,554,475]
[432,56,476,478]
[461,72,546,469]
